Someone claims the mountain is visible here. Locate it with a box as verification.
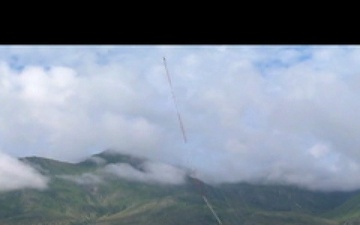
[0,150,360,225]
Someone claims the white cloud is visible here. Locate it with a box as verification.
[0,61,162,161]
[308,143,330,159]
[103,161,186,185]
[0,151,48,192]
[87,156,107,165]
[59,173,102,185]
[2,45,360,191]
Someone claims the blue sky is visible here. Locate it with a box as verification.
[1,45,360,191]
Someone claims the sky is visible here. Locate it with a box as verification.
[1,45,360,191]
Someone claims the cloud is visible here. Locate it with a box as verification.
[59,173,103,185]
[2,45,360,191]
[0,61,162,161]
[103,161,186,185]
[0,151,48,192]
[87,156,107,165]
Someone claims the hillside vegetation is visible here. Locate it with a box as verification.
[0,150,359,225]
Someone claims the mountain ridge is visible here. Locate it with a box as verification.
[1,150,360,224]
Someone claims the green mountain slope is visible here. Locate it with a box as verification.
[323,192,360,224]
[0,150,359,225]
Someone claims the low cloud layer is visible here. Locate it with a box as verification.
[0,151,48,192]
[60,159,187,186]
[2,46,360,191]
[103,162,186,185]
[59,173,103,185]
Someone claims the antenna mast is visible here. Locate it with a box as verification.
[163,57,223,225]
[163,57,187,143]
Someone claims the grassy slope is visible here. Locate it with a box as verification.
[323,192,360,224]
[0,152,359,225]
